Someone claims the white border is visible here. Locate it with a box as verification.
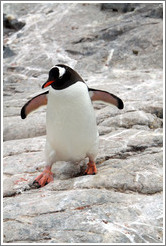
[1,0,166,3]
[162,1,165,245]
[1,1,165,245]
[1,1,4,245]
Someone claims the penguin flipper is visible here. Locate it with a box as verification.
[88,88,124,109]
[21,91,49,119]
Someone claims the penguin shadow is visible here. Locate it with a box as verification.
[29,155,112,189]
[52,160,88,179]
[29,159,89,189]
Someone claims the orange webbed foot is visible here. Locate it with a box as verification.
[33,167,53,188]
[84,162,97,175]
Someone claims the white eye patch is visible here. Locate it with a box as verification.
[52,66,65,78]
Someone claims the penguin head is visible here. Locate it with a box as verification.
[42,64,84,90]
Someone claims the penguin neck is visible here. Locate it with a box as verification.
[49,81,88,97]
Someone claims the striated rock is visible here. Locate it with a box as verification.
[3,189,163,243]
[100,110,163,129]
[3,112,46,141]
[3,2,163,244]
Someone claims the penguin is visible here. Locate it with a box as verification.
[21,64,124,187]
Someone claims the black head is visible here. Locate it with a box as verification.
[42,64,84,90]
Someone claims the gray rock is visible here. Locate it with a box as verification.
[3,2,163,244]
[101,3,163,19]
[3,45,16,58]
[3,189,163,243]
[101,3,139,13]
[3,13,25,36]
[3,112,46,141]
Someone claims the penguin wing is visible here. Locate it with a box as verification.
[88,88,124,109]
[21,91,49,119]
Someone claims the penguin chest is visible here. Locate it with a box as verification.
[46,82,98,161]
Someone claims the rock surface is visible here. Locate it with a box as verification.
[3,3,163,244]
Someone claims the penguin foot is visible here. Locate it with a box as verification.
[33,167,53,187]
[84,162,97,175]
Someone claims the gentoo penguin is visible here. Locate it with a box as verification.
[21,64,124,187]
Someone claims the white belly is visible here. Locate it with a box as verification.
[46,82,99,163]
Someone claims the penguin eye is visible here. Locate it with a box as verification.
[49,68,59,79]
[59,74,63,80]
[57,66,66,79]
[49,66,66,80]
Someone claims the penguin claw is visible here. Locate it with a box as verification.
[33,168,53,188]
[84,162,97,175]
[32,180,41,188]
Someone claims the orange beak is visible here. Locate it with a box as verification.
[42,80,54,89]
